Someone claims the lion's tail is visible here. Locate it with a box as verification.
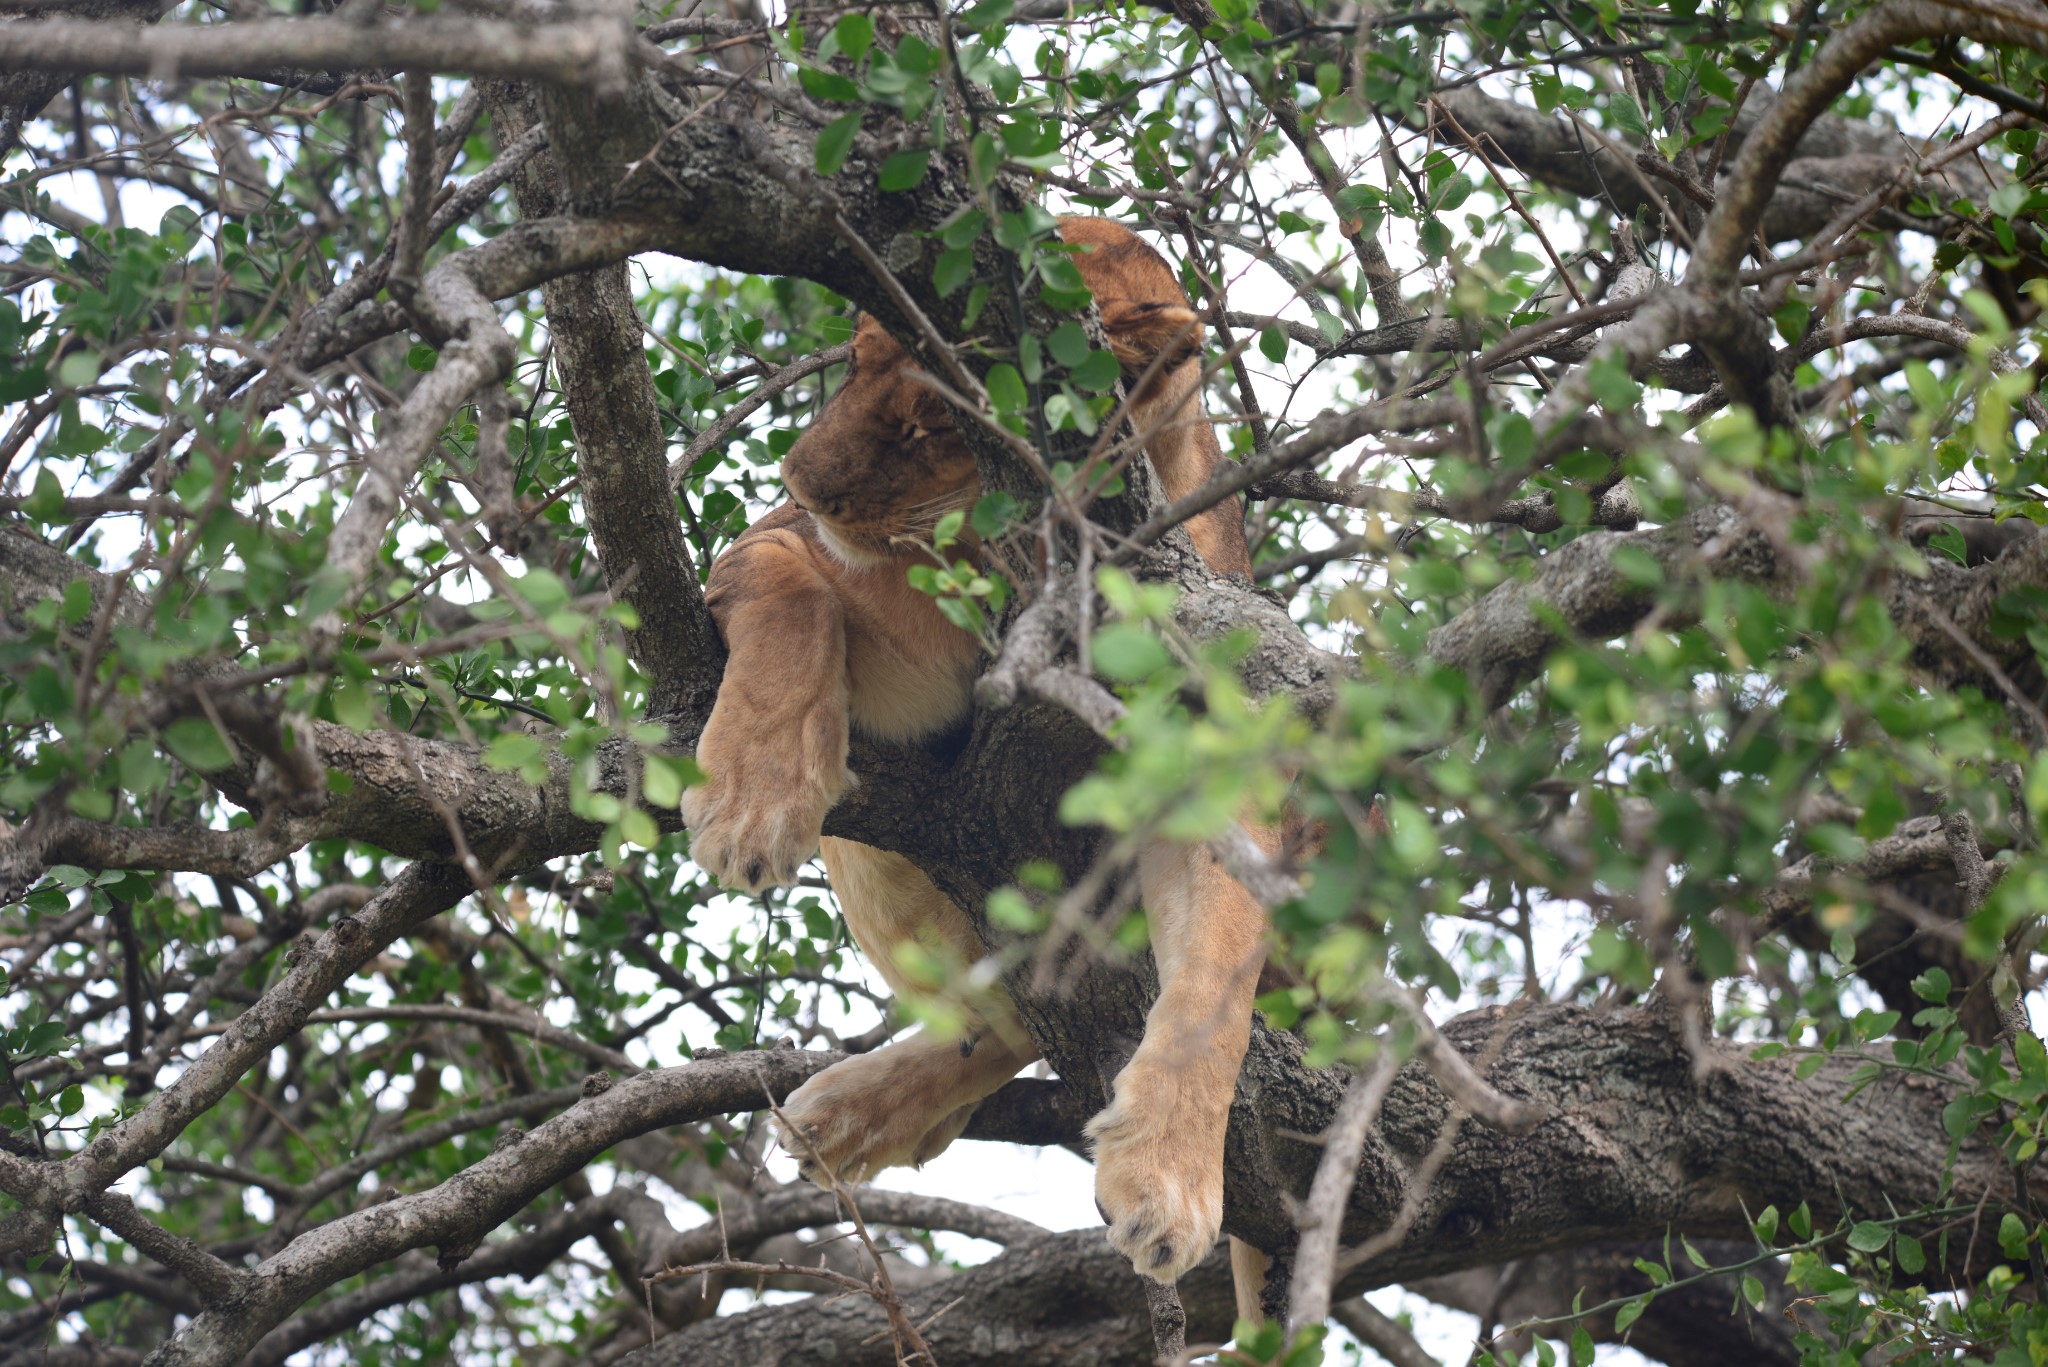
[1230,1236,1272,1328]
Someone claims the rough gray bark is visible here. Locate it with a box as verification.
[627,1228,1239,1367]
[486,84,725,722]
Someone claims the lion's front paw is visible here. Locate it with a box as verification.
[775,1058,964,1186]
[682,716,849,891]
[1087,1070,1226,1282]
[682,775,828,892]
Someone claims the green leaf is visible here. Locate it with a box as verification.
[1740,1274,1765,1309]
[1895,1233,1926,1274]
[933,246,974,298]
[1336,184,1383,213]
[619,808,658,849]
[833,12,873,62]
[815,113,861,176]
[941,210,987,249]
[973,491,1021,538]
[798,66,861,102]
[969,130,1001,188]
[161,718,234,773]
[642,756,684,808]
[1093,625,1170,682]
[986,363,1027,414]
[1911,966,1952,1003]
[1037,251,1087,303]
[1434,172,1475,212]
[1418,215,1451,263]
[1385,799,1440,872]
[1259,325,1288,363]
[1612,1298,1646,1335]
[985,887,1040,931]
[1925,525,1968,565]
[1047,322,1091,367]
[1753,1205,1779,1244]
[878,148,931,192]
[22,1022,65,1057]
[2016,1030,2047,1080]
[1069,349,1121,392]
[159,204,201,243]
[1609,545,1663,587]
[1845,1221,1890,1254]
[1999,1212,2029,1259]
[484,733,546,774]
[23,467,64,522]
[1587,352,1642,411]
[55,349,99,390]
[1608,93,1651,139]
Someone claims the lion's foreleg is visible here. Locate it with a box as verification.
[683,532,854,891]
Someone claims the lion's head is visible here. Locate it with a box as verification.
[781,313,978,568]
[782,217,1207,569]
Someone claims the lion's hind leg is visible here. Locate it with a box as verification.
[1090,831,1271,1283]
[777,839,1039,1186]
[777,1028,1037,1185]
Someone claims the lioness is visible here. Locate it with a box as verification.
[682,217,1271,1289]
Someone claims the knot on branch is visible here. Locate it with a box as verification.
[436,1237,482,1271]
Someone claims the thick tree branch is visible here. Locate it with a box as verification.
[245,1191,641,1367]
[140,1047,1061,1367]
[477,84,724,720]
[621,997,2035,1365]
[1694,0,2048,288]
[1427,510,2048,712]
[0,15,640,86]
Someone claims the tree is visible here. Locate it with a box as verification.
[1,0,2047,1360]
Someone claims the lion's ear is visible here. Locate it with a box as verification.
[1099,299,1203,379]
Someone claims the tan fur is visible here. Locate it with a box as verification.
[684,218,1269,1287]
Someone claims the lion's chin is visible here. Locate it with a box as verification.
[812,520,892,569]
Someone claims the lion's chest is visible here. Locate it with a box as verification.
[839,580,981,744]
